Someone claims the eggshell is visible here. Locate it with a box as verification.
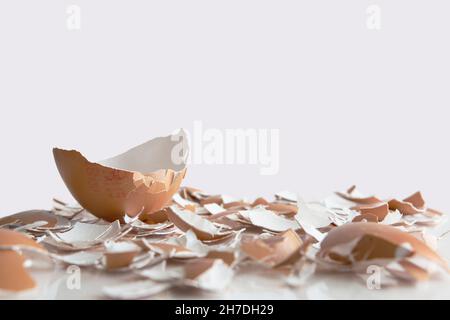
[336,185,382,205]
[0,229,46,292]
[166,206,233,241]
[53,130,188,222]
[318,222,447,269]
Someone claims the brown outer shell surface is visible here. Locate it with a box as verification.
[0,229,46,292]
[241,229,303,267]
[53,148,186,222]
[0,210,58,228]
[318,222,447,269]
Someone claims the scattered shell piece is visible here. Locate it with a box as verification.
[102,241,143,270]
[241,229,303,267]
[317,222,448,281]
[0,210,71,232]
[46,221,122,250]
[336,185,382,205]
[242,207,299,232]
[167,206,233,241]
[0,229,47,292]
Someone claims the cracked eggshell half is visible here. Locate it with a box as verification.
[53,130,189,222]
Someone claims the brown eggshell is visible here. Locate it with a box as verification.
[166,207,232,241]
[184,258,217,280]
[352,213,379,223]
[336,185,382,204]
[53,131,188,222]
[252,197,269,207]
[146,242,193,255]
[0,252,37,292]
[205,251,236,266]
[318,222,447,269]
[200,196,223,206]
[403,191,426,210]
[0,210,58,228]
[266,203,298,217]
[0,229,46,292]
[351,203,389,221]
[141,208,170,224]
[241,229,303,267]
[388,199,423,215]
[0,229,44,250]
[103,251,139,270]
[223,201,248,209]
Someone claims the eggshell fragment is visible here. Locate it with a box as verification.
[0,229,46,292]
[388,198,425,215]
[295,200,332,229]
[140,208,170,224]
[0,210,57,228]
[318,222,448,278]
[166,206,233,241]
[183,258,234,291]
[336,185,382,205]
[0,252,37,292]
[203,203,226,216]
[199,195,223,206]
[205,251,236,266]
[102,241,142,270]
[46,221,122,250]
[266,203,298,216]
[403,191,426,210]
[351,203,389,221]
[275,191,298,203]
[53,130,189,222]
[352,213,379,223]
[252,197,269,207]
[380,210,403,225]
[242,207,299,232]
[146,242,200,259]
[0,210,71,232]
[241,229,303,267]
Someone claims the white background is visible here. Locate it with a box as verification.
[1,1,449,216]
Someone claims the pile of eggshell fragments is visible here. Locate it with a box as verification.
[0,185,448,298]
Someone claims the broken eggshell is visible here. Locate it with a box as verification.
[45,220,122,251]
[317,222,448,278]
[335,185,382,205]
[0,229,47,292]
[0,210,71,232]
[53,130,189,222]
[166,206,233,241]
[241,229,304,268]
[102,241,143,270]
